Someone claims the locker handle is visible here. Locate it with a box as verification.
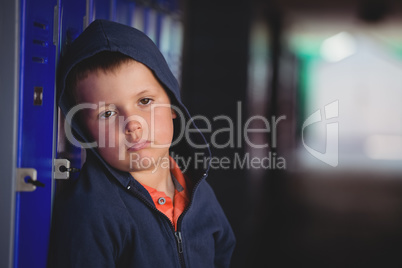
[16,168,42,192]
[54,159,80,180]
[26,178,45,187]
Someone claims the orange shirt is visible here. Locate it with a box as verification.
[140,157,190,230]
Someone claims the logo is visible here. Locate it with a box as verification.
[302,100,339,167]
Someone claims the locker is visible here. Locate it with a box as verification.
[13,0,57,267]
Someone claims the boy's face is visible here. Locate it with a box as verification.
[75,60,176,173]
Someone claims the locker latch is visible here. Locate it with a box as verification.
[54,159,79,179]
[16,168,44,192]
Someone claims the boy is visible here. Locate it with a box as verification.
[48,20,235,267]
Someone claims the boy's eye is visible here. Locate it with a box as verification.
[99,110,116,119]
[139,98,152,105]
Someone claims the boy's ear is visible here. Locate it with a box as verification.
[171,108,177,119]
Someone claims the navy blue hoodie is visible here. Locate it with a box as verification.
[48,20,235,267]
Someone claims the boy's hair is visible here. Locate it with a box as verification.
[65,51,133,102]
[65,51,175,105]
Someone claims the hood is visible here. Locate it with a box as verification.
[58,19,211,185]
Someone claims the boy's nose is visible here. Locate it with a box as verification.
[125,119,142,135]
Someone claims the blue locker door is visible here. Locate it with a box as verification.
[58,0,87,53]
[55,0,86,172]
[14,0,57,267]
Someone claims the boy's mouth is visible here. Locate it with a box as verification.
[127,140,150,151]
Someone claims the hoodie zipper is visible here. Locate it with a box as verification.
[175,231,184,267]
[129,172,207,268]
[171,173,206,268]
[130,189,187,268]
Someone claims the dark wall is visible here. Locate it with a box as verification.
[181,1,252,267]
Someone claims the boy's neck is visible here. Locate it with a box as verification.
[130,158,175,200]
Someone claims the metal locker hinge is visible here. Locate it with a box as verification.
[16,168,38,192]
[54,159,80,179]
[54,159,70,179]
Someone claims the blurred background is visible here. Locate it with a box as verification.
[183,0,402,267]
[1,0,402,267]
